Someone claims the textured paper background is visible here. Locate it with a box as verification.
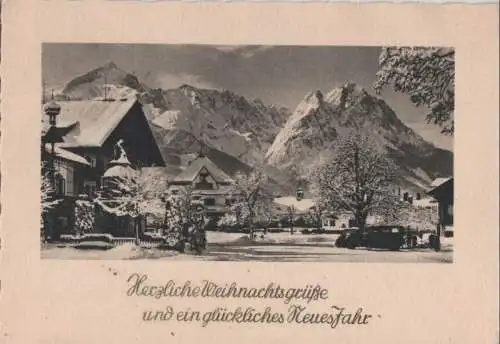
[1,2,499,344]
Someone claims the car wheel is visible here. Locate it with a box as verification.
[346,242,357,249]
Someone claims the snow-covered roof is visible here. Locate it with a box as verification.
[192,189,231,196]
[273,197,316,213]
[139,167,181,184]
[41,98,137,148]
[103,165,137,179]
[44,144,90,166]
[427,177,453,196]
[413,198,438,208]
[204,205,230,213]
[430,177,452,188]
[173,156,233,184]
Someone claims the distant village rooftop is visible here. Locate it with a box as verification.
[273,196,316,213]
[43,143,91,166]
[173,156,234,185]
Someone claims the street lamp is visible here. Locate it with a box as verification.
[42,95,64,184]
[43,98,62,149]
[44,99,61,126]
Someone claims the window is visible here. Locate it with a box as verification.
[84,155,97,168]
[322,218,336,227]
[83,181,97,198]
[204,198,216,206]
[196,170,214,190]
[195,180,213,190]
[447,204,453,216]
[54,174,66,196]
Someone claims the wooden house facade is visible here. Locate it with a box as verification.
[427,177,454,236]
[41,97,165,239]
[168,154,235,219]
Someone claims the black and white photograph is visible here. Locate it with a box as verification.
[40,44,454,262]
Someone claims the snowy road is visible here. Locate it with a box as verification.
[199,243,453,263]
[42,232,453,263]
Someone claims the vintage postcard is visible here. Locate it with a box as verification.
[39,43,454,263]
[1,2,498,344]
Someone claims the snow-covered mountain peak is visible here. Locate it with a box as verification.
[266,84,453,190]
[60,61,146,100]
[302,90,324,105]
[56,63,452,192]
[323,81,369,109]
[292,90,325,119]
[342,81,367,96]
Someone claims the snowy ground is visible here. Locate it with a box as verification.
[41,231,453,263]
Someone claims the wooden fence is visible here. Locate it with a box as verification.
[59,234,164,248]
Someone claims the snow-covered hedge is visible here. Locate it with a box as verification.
[75,241,114,250]
[143,232,165,240]
[79,233,114,243]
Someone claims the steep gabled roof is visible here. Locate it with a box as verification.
[430,177,452,189]
[173,156,233,184]
[44,144,91,166]
[41,98,137,148]
[427,177,453,196]
[273,196,316,213]
[413,197,439,208]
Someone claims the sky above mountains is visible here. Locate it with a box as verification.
[42,43,453,151]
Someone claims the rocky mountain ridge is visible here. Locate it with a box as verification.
[52,62,453,192]
[266,82,453,190]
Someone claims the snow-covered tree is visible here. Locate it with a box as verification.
[308,201,326,230]
[286,205,296,234]
[41,164,60,213]
[374,47,455,135]
[163,186,209,253]
[217,212,239,228]
[74,196,95,236]
[312,131,399,232]
[95,165,167,243]
[162,186,195,235]
[254,198,276,233]
[40,161,61,238]
[217,201,251,229]
[96,168,167,219]
[399,204,438,231]
[229,170,272,239]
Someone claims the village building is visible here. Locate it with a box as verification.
[167,152,235,218]
[427,177,454,236]
[272,196,344,231]
[41,96,165,239]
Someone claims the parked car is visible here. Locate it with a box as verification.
[335,226,405,251]
[335,227,361,248]
[365,226,405,251]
